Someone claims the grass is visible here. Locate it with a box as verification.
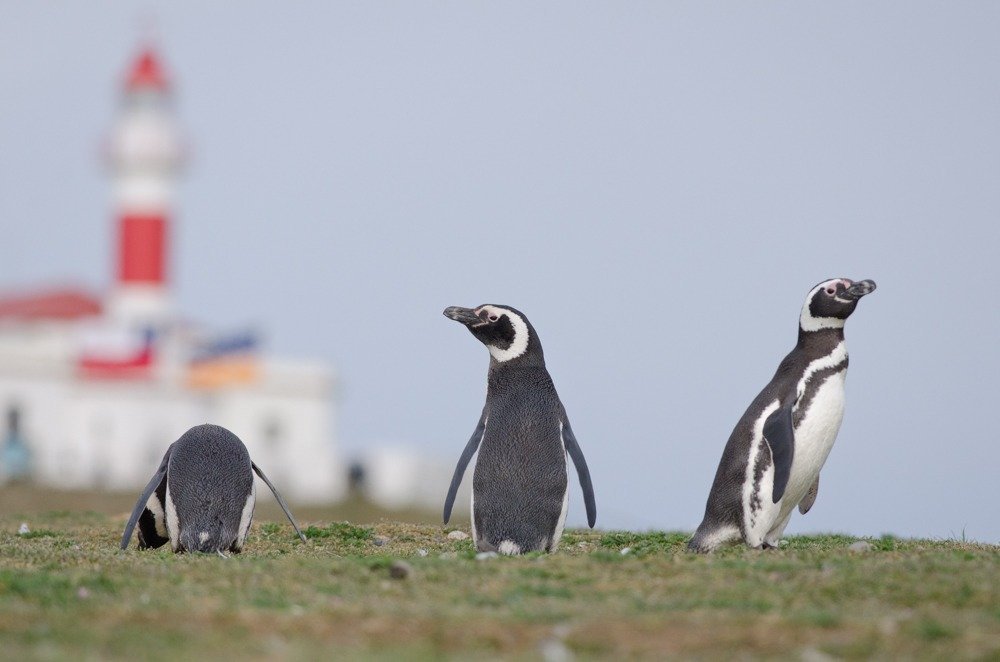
[0,502,998,659]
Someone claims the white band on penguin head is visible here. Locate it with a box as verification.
[799,280,847,332]
[479,306,530,362]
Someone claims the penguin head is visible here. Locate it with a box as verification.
[800,278,876,332]
[443,304,543,364]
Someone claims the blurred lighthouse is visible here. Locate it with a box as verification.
[106,47,183,328]
[0,42,346,503]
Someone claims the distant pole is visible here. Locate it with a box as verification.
[0,406,32,484]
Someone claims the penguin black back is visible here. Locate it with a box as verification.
[168,425,254,553]
[121,423,306,554]
[442,304,596,555]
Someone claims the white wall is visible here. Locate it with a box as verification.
[0,328,345,503]
[206,360,345,503]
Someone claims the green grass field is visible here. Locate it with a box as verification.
[1,494,997,659]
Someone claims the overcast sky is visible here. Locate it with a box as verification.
[2,3,998,541]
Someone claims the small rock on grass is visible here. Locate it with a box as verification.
[539,637,572,662]
[800,646,836,662]
[447,530,470,541]
[848,540,872,553]
[539,624,573,662]
[373,536,390,547]
[476,551,498,561]
[18,523,29,535]
[416,549,428,557]
[388,560,412,580]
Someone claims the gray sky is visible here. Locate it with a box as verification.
[2,3,998,541]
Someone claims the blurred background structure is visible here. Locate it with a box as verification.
[1,5,998,541]
[0,47,345,503]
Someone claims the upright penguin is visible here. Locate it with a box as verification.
[442,304,597,555]
[689,278,876,553]
[120,424,307,554]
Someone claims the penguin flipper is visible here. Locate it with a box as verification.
[120,443,173,550]
[561,418,597,528]
[798,474,820,514]
[443,407,487,524]
[252,462,307,543]
[762,403,795,503]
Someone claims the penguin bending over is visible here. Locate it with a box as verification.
[689,278,876,553]
[120,424,307,553]
[442,304,597,555]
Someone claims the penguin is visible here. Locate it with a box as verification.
[442,304,597,555]
[688,278,876,553]
[120,423,307,554]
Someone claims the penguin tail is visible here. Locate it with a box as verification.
[181,525,225,554]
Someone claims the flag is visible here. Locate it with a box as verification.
[77,328,155,379]
[187,331,259,389]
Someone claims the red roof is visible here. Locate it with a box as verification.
[0,289,103,322]
[126,48,169,91]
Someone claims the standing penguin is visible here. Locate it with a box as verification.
[689,278,876,553]
[442,304,597,554]
[120,424,307,553]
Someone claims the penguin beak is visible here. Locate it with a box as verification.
[443,306,482,325]
[842,279,876,300]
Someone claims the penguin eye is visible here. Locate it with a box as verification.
[488,314,499,322]
[825,287,836,295]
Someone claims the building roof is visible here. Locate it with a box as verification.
[126,48,169,91]
[0,289,103,322]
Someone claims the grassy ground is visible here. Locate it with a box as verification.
[0,494,997,659]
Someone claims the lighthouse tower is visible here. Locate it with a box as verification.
[106,48,183,327]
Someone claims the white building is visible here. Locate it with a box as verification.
[0,46,345,503]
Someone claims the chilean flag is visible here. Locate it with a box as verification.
[77,328,155,379]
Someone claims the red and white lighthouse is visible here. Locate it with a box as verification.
[106,47,183,327]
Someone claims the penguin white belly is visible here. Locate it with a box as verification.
[548,426,572,551]
[164,482,180,551]
[145,493,168,538]
[742,402,782,547]
[470,489,478,544]
[234,482,256,551]
[549,469,570,551]
[774,371,847,529]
